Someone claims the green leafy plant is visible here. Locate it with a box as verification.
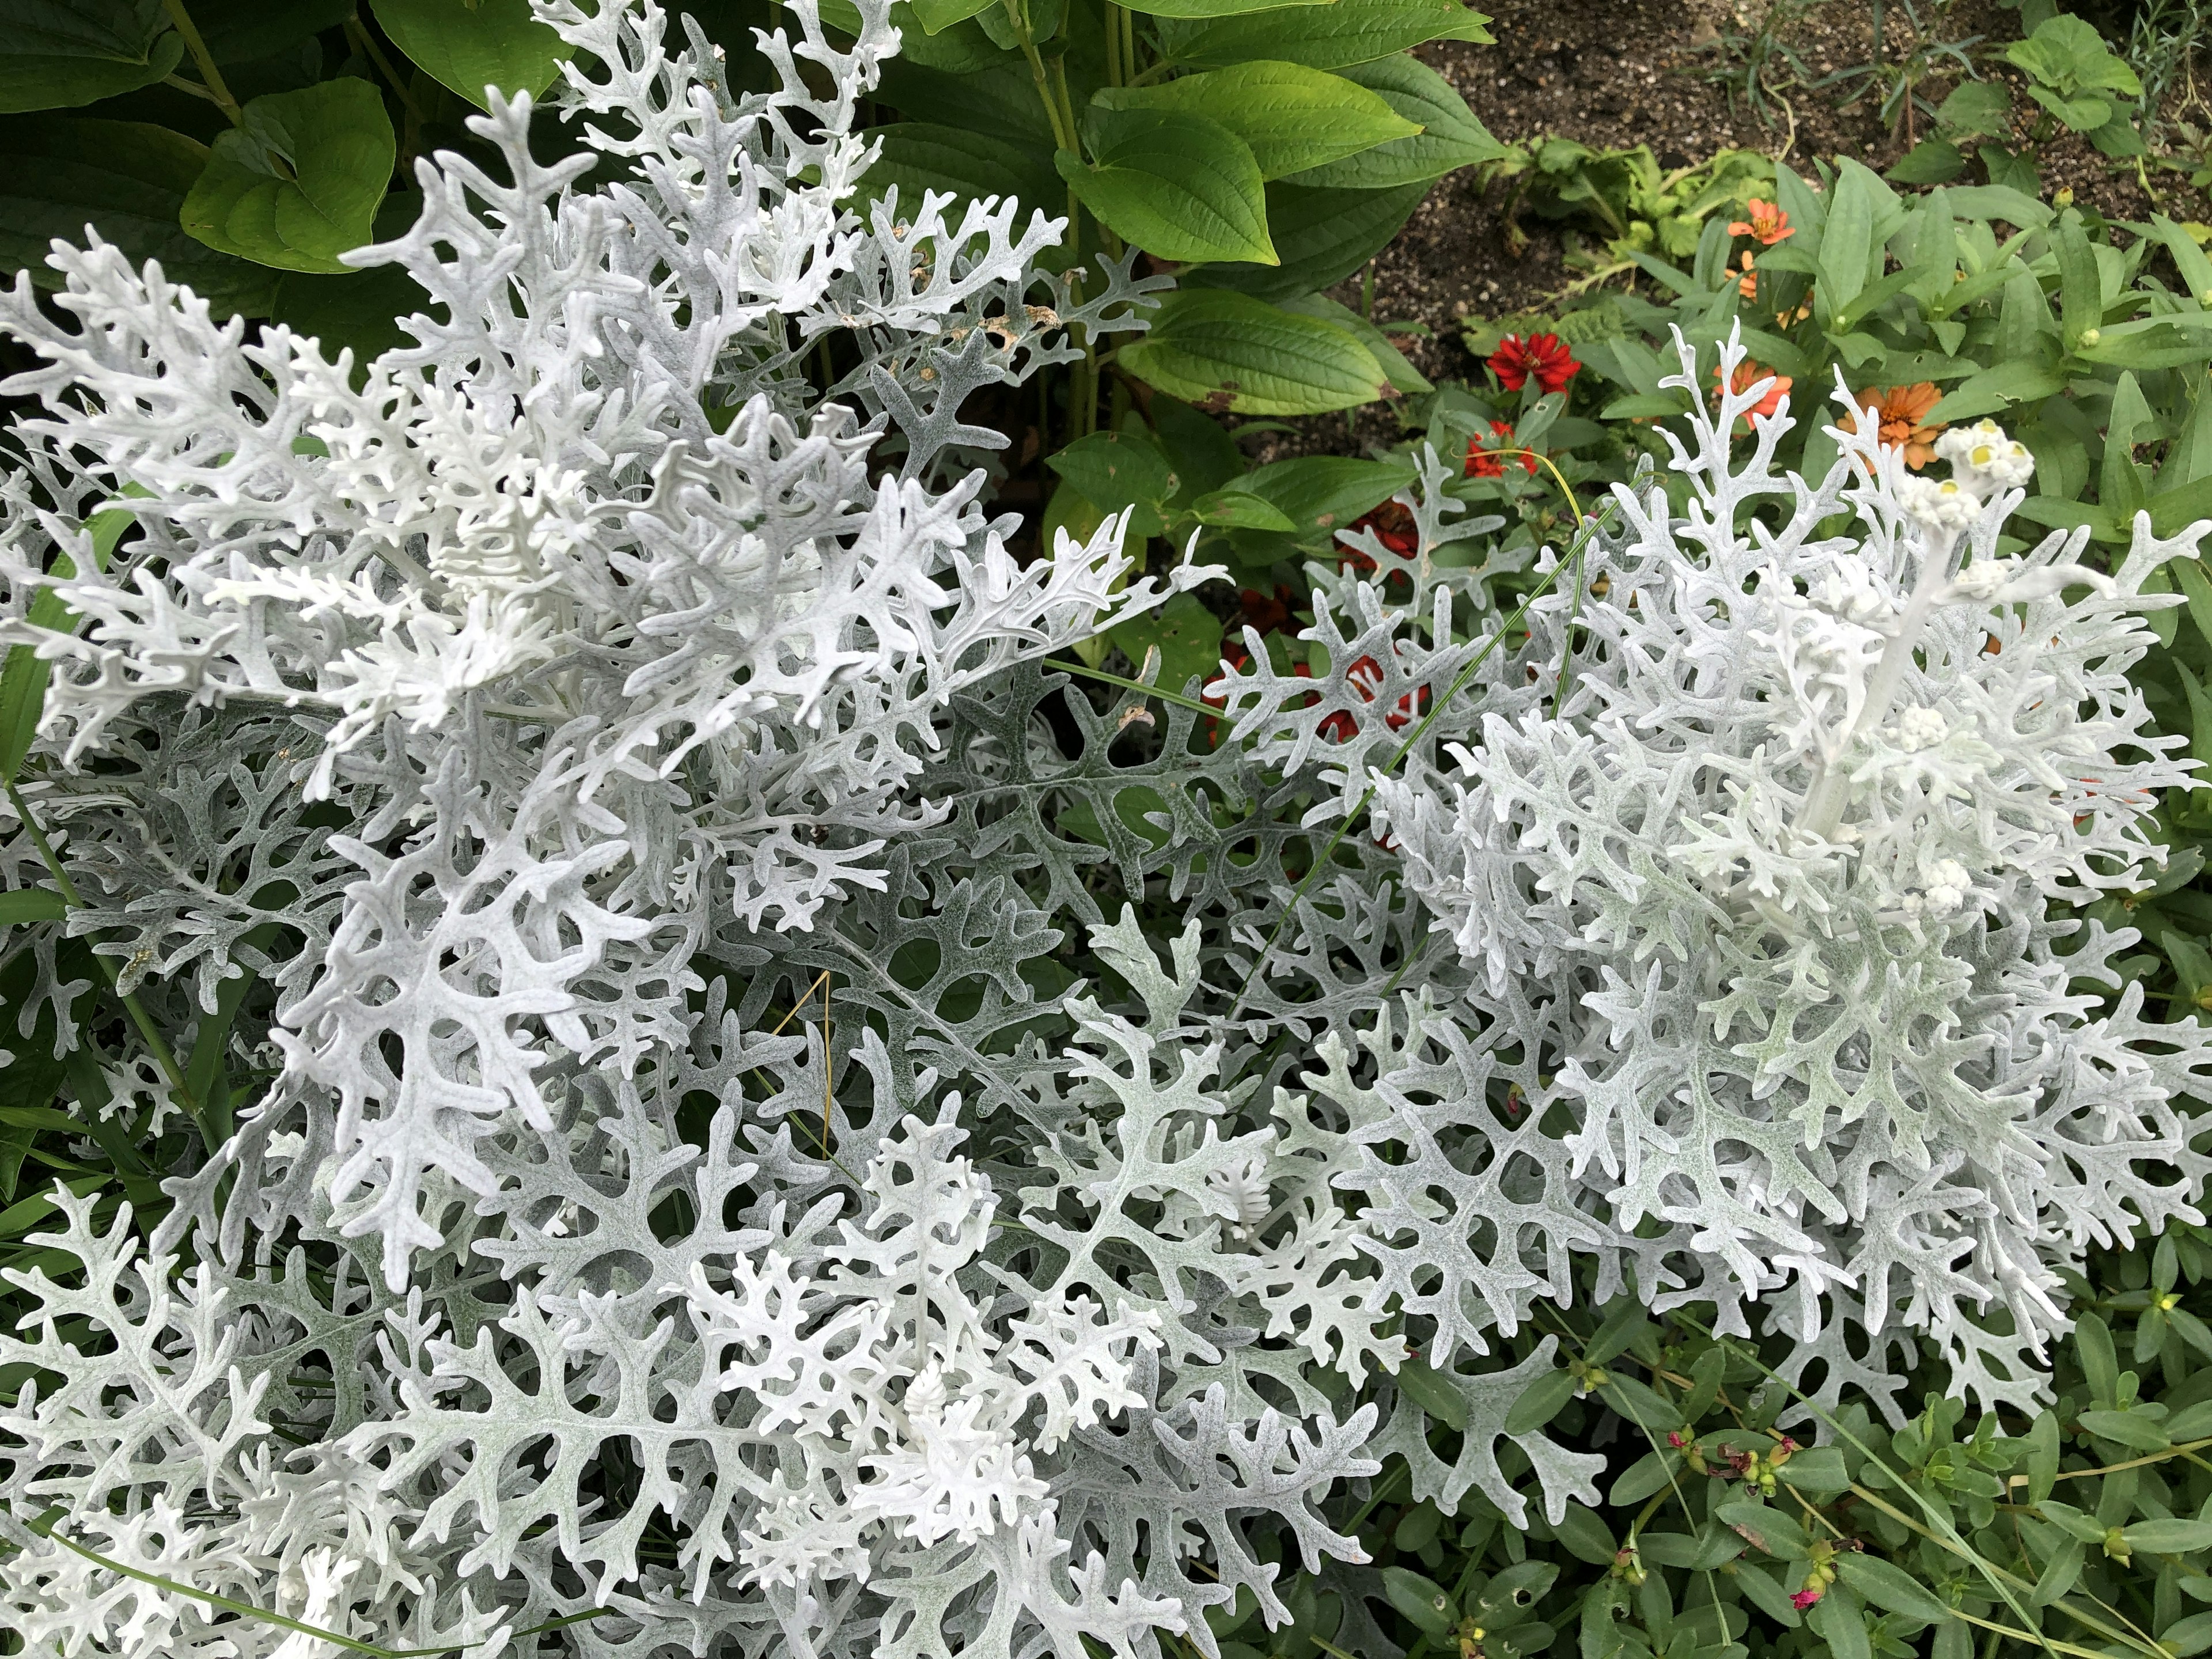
[0,0,576,357]
[1892,10,2145,190]
[861,0,1507,439]
[1482,139,1773,279]
[1335,1225,2212,1659]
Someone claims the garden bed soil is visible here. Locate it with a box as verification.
[1234,0,2204,466]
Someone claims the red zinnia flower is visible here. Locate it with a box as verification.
[1465,420,1538,479]
[1789,1588,1824,1611]
[1487,332,1582,396]
[1343,501,1417,567]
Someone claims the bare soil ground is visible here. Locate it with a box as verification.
[1237,0,2207,465]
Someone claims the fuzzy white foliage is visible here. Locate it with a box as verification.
[0,0,1194,1289]
[1218,329,2212,1411]
[3,2,2209,1647]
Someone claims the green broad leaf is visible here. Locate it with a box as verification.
[1936,78,2014,138]
[1927,358,2066,423]
[0,116,278,315]
[2006,14,2141,97]
[0,889,68,926]
[1190,488,1298,531]
[1228,454,1412,546]
[1732,1562,1805,1628]
[2088,108,2146,159]
[1838,1555,1952,1623]
[1382,1567,1459,1639]
[372,0,573,108]
[1813,158,1889,316]
[2032,1537,2086,1606]
[1119,0,1338,14]
[0,498,134,785]
[1608,1449,1677,1508]
[1056,108,1274,266]
[1713,1498,1811,1562]
[1047,431,1178,536]
[0,1122,32,1203]
[2162,1612,2212,1658]
[884,9,1009,71]
[1157,0,1494,70]
[1807,1586,1872,1659]
[2025,1410,2061,1502]
[1283,52,1506,187]
[2071,317,2212,373]
[875,52,1055,141]
[2077,1313,2120,1406]
[1600,392,1688,419]
[1502,1365,1575,1435]
[2053,212,2103,350]
[191,0,354,63]
[906,0,999,30]
[1281,293,1429,393]
[1775,1445,1850,1495]
[1099,62,1418,180]
[862,123,1064,220]
[2027,84,2111,131]
[183,79,397,274]
[1941,183,2055,230]
[1394,1357,1469,1430]
[2154,214,2212,310]
[1886,138,1965,186]
[2124,1518,2212,1555]
[2154,477,2212,542]
[1152,395,1248,507]
[2075,1407,2168,1450]
[268,263,431,370]
[1551,1504,1615,1567]
[1181,179,1427,304]
[1107,592,1226,695]
[0,0,183,113]
[2177,659,2212,773]
[1120,289,1389,414]
[2036,1499,2111,1546]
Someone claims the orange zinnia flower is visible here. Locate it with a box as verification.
[1851,382,1946,469]
[1728,199,1794,246]
[1736,249,1758,300]
[1715,359,1792,426]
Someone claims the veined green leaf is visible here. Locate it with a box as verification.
[1055,109,1274,266]
[182,79,397,274]
[1157,0,1494,70]
[0,0,182,113]
[1099,61,1417,180]
[1120,290,1390,414]
[1181,179,1427,303]
[372,0,571,108]
[0,116,278,315]
[1283,51,1507,187]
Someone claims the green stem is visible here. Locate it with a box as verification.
[13,1510,608,1659]
[1002,0,1077,152]
[344,17,430,126]
[1052,656,1217,715]
[160,0,243,126]
[5,781,211,1150]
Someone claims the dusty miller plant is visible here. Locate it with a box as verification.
[0,9,2207,1642]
